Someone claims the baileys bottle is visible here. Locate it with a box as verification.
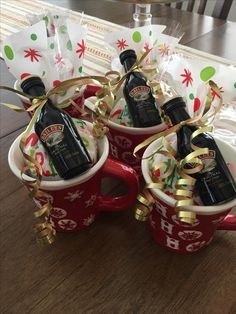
[161,94,236,205]
[21,76,92,179]
[119,49,162,128]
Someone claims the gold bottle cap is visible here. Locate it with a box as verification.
[151,80,181,107]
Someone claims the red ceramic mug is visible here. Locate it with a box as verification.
[107,120,167,177]
[8,122,139,233]
[14,79,99,119]
[142,136,236,253]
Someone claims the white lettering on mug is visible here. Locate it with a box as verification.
[161,218,173,235]
[166,235,179,250]
[110,143,119,159]
[155,201,168,218]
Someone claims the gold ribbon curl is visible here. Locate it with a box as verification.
[134,81,223,224]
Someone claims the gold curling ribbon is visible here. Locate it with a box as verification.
[92,117,109,138]
[173,126,213,224]
[19,103,55,244]
[134,81,222,224]
[177,211,197,225]
[135,188,155,221]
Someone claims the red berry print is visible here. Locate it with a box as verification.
[193,98,201,112]
[20,73,31,80]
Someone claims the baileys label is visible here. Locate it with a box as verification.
[189,150,216,173]
[129,86,150,101]
[199,150,216,173]
[41,124,64,147]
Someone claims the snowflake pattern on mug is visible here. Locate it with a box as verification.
[186,241,206,252]
[83,214,96,226]
[64,190,84,202]
[114,136,132,149]
[58,219,77,231]
[50,207,67,219]
[85,195,97,207]
[178,230,202,241]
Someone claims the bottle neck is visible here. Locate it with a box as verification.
[23,84,54,109]
[25,85,46,97]
[166,106,191,125]
[123,57,137,72]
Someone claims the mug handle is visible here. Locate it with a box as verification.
[217,214,236,231]
[97,158,139,212]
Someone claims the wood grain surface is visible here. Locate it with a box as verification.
[0,1,236,313]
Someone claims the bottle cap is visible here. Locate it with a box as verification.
[119,49,137,65]
[153,81,182,108]
[20,75,45,94]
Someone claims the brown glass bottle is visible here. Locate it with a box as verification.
[21,76,92,179]
[162,96,236,205]
[120,49,162,128]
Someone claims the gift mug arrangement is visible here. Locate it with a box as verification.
[1,11,236,251]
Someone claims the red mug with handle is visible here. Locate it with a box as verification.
[8,122,139,233]
[142,135,236,253]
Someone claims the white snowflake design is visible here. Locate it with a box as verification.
[50,207,67,219]
[186,241,206,252]
[178,230,202,241]
[58,219,77,231]
[114,136,132,149]
[83,214,96,226]
[64,190,84,202]
[85,194,97,207]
